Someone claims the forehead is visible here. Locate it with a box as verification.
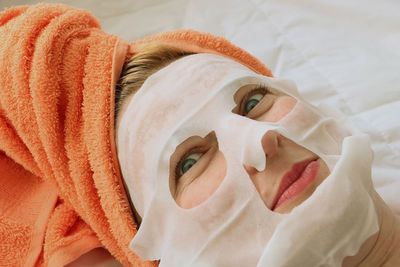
[120,54,260,133]
[142,53,258,97]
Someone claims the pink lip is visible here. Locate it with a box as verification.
[271,158,320,211]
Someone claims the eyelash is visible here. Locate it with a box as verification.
[174,82,272,179]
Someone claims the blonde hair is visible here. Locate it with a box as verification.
[114,44,194,224]
[115,44,195,125]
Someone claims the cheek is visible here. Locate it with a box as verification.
[261,96,297,122]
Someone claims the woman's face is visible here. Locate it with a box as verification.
[117,53,376,266]
[168,84,330,213]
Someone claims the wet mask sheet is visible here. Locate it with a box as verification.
[116,54,379,266]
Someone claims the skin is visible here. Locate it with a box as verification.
[341,190,400,266]
[116,63,400,266]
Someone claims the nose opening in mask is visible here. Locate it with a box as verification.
[242,124,283,172]
[242,130,288,179]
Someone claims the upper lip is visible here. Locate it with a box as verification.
[271,157,319,210]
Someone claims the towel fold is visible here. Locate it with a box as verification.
[0,3,149,266]
[0,3,270,267]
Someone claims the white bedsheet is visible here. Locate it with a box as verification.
[2,0,399,265]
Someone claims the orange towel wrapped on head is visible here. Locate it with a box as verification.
[0,3,142,266]
[0,3,270,266]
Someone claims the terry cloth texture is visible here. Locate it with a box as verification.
[0,3,272,267]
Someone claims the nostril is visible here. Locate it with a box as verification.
[261,130,279,158]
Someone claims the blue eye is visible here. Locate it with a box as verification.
[179,153,203,176]
[244,94,264,114]
[239,85,270,116]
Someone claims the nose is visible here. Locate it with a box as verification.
[243,130,280,175]
[214,114,281,173]
[261,130,279,159]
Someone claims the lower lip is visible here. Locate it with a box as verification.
[273,160,320,210]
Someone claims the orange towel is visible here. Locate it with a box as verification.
[0,3,271,267]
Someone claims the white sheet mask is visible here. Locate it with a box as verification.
[116,54,379,266]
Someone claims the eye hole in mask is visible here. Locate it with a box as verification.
[234,83,274,117]
[232,82,297,122]
[169,131,226,209]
